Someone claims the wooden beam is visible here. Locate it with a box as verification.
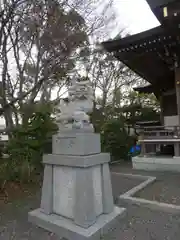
[175,67,180,126]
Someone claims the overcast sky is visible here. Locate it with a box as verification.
[114,0,160,34]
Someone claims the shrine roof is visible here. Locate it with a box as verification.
[102,24,180,92]
[146,0,180,23]
[133,83,154,94]
[146,0,176,10]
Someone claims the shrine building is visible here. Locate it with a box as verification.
[101,0,180,171]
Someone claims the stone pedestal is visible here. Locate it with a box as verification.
[28,132,126,240]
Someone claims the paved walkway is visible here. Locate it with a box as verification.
[107,162,180,240]
[1,162,180,239]
[111,162,180,204]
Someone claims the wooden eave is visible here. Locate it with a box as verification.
[102,25,180,92]
[133,84,154,94]
[146,0,176,9]
[146,0,180,23]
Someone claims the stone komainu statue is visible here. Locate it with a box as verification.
[56,79,94,132]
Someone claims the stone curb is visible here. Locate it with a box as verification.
[110,160,121,165]
[119,196,180,214]
[112,172,180,214]
[120,176,156,198]
[111,172,153,180]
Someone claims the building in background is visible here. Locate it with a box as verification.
[102,0,180,171]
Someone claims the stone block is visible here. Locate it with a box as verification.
[52,165,103,225]
[53,166,75,219]
[74,167,97,228]
[28,206,126,240]
[101,163,114,214]
[40,165,53,214]
[43,152,110,168]
[52,133,101,155]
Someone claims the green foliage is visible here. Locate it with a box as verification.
[93,91,160,134]
[18,1,88,93]
[3,103,58,184]
[92,91,160,162]
[122,92,160,125]
[101,119,134,161]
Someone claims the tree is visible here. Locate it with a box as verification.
[0,0,119,186]
[0,0,118,134]
[92,89,160,132]
[122,91,160,126]
[0,0,88,131]
[80,51,141,130]
[66,0,116,40]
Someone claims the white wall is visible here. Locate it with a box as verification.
[164,115,178,127]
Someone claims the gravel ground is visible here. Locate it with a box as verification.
[134,173,180,205]
[1,164,180,240]
[110,174,143,202]
[111,162,180,205]
[103,205,180,240]
[0,191,60,240]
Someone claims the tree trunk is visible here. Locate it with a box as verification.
[4,107,14,139]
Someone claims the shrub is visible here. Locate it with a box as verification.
[4,103,58,184]
[101,119,134,161]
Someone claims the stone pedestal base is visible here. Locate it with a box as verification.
[28,133,126,239]
[29,207,126,240]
